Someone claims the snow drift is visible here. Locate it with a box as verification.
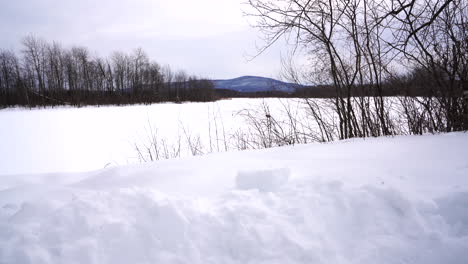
[1,133,468,264]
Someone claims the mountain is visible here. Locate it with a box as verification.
[212,76,300,93]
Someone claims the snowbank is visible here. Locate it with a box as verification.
[1,133,468,263]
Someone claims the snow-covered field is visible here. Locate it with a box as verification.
[0,99,281,175]
[1,132,467,263]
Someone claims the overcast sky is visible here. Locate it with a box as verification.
[0,0,288,79]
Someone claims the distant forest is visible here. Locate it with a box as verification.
[0,36,216,107]
[1,31,466,108]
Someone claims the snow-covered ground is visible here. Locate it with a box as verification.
[0,99,280,175]
[1,132,467,263]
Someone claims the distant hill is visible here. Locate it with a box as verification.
[212,76,300,93]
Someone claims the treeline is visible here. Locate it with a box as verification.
[218,67,465,99]
[0,36,215,107]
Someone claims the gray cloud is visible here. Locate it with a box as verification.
[0,0,287,79]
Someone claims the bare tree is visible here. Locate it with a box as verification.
[132,47,149,95]
[22,35,47,94]
[246,0,466,137]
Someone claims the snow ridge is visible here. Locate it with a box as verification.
[1,180,467,264]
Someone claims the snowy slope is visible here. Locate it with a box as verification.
[1,133,468,264]
[213,76,299,93]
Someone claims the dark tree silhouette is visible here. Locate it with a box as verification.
[0,36,216,107]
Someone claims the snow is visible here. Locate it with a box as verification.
[0,98,413,175]
[236,168,290,192]
[1,132,468,263]
[0,99,274,175]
